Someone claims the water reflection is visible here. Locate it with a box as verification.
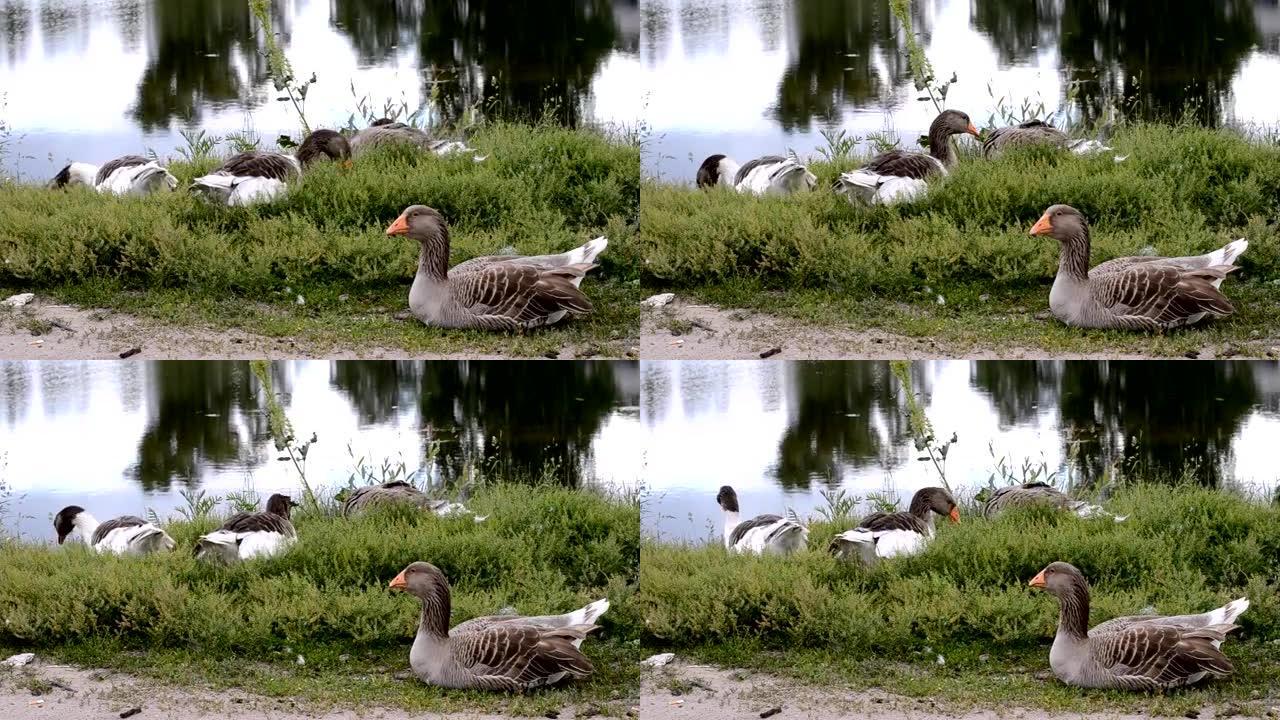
[0,361,639,541]
[642,361,1280,541]
[2,0,640,179]
[642,0,1279,179]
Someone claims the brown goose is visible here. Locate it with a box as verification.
[194,493,298,563]
[385,205,607,332]
[190,129,351,206]
[984,120,1115,158]
[829,486,959,562]
[1030,204,1247,331]
[1029,562,1248,691]
[982,482,1125,521]
[341,481,483,520]
[351,119,484,160]
[834,109,979,205]
[388,561,608,691]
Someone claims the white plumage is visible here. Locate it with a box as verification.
[190,174,292,207]
[715,485,808,555]
[194,493,298,563]
[53,506,175,556]
[50,158,178,197]
[696,154,816,196]
[828,528,926,564]
[833,159,945,206]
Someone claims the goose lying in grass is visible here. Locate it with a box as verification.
[351,119,485,161]
[341,481,485,521]
[834,109,978,205]
[389,561,608,691]
[386,204,606,331]
[695,154,817,195]
[1030,204,1247,331]
[982,482,1126,521]
[53,506,175,555]
[829,486,958,563]
[190,130,351,206]
[715,485,808,555]
[1030,562,1248,690]
[48,155,178,196]
[194,493,297,563]
[982,120,1114,158]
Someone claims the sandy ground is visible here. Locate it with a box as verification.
[0,658,614,719]
[640,298,1267,360]
[0,297,597,360]
[642,661,1279,720]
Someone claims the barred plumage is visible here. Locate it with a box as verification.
[52,506,176,555]
[715,485,809,555]
[194,493,297,563]
[695,154,817,195]
[830,486,959,563]
[834,109,978,205]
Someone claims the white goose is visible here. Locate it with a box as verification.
[696,154,816,195]
[194,493,298,563]
[190,130,351,207]
[715,485,808,555]
[48,155,178,196]
[53,505,175,555]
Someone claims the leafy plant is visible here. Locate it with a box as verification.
[890,361,957,492]
[174,487,219,522]
[250,360,319,510]
[173,129,221,163]
[813,487,860,522]
[890,0,957,116]
[249,0,315,135]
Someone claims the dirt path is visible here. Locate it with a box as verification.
[640,298,1254,360]
[641,661,1277,720]
[0,658,602,719]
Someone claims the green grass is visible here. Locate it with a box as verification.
[0,122,641,356]
[641,123,1280,354]
[0,484,641,714]
[640,485,1280,714]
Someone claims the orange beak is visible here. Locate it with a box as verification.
[385,214,410,237]
[1029,213,1054,237]
[389,569,408,591]
[948,507,961,524]
[967,122,980,137]
[1028,570,1047,588]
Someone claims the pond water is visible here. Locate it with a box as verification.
[0,0,643,181]
[641,360,1280,543]
[0,360,641,542]
[640,0,1280,181]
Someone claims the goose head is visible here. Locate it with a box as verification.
[386,205,449,244]
[909,486,960,523]
[1028,561,1089,596]
[52,505,87,544]
[389,561,453,635]
[930,110,980,139]
[265,493,298,519]
[371,117,396,127]
[696,154,730,188]
[714,485,740,513]
[48,163,98,190]
[296,129,352,168]
[1029,204,1089,245]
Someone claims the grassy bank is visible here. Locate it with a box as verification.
[640,485,1280,714]
[0,483,641,715]
[0,123,641,357]
[641,124,1280,355]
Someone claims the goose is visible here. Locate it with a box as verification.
[715,485,808,555]
[1029,562,1248,691]
[385,204,606,332]
[1030,204,1247,331]
[983,120,1114,158]
[190,129,351,206]
[388,561,608,691]
[351,119,486,161]
[834,109,978,205]
[193,493,298,563]
[695,154,817,195]
[48,155,178,196]
[982,482,1125,521]
[829,486,958,563]
[52,505,175,555]
[341,481,485,521]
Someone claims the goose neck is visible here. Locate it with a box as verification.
[416,233,451,282]
[1056,581,1091,641]
[74,513,100,546]
[417,593,451,641]
[722,509,740,547]
[1057,231,1092,282]
[927,127,956,166]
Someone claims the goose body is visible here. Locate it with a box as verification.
[389,561,607,691]
[1030,204,1246,331]
[696,154,816,195]
[715,485,808,555]
[984,120,1113,158]
[53,506,176,555]
[194,493,297,563]
[1030,562,1248,691]
[983,482,1125,521]
[834,110,978,205]
[342,481,484,520]
[829,486,958,563]
[49,155,178,196]
[191,130,350,206]
[386,205,606,332]
[351,120,486,162]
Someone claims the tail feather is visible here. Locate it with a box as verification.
[564,237,609,266]
[1205,239,1248,268]
[1209,598,1250,626]
[565,598,610,627]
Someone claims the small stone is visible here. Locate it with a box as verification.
[760,708,782,718]
[1185,350,1200,359]
[641,293,675,308]
[338,294,350,302]
[544,351,559,359]
[640,653,675,668]
[978,294,991,302]
[1,653,34,667]
[978,653,990,663]
[1185,710,1199,719]
[759,347,782,359]
[338,654,351,663]
[935,654,945,666]
[295,655,305,666]
[935,295,945,306]
[2,293,34,307]
[119,347,142,359]
[295,295,305,306]
[120,708,142,719]
[545,711,560,719]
